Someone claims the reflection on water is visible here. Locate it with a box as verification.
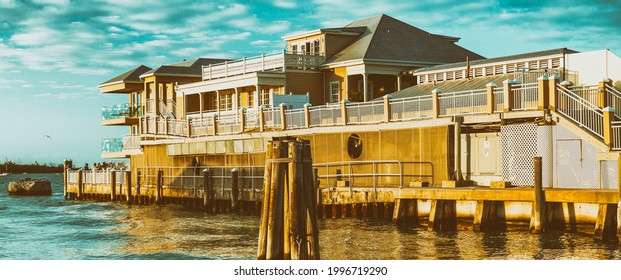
[1,174,621,260]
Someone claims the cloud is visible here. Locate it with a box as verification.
[273,0,297,9]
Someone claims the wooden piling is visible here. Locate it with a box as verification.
[303,141,319,260]
[266,140,286,260]
[203,168,211,210]
[110,170,117,202]
[136,171,141,198]
[125,171,132,204]
[77,169,83,200]
[594,203,618,242]
[428,200,457,231]
[231,168,239,212]
[63,160,69,199]
[530,156,545,233]
[156,170,163,204]
[257,138,319,260]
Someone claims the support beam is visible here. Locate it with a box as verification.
[530,156,546,233]
[486,82,496,114]
[537,75,549,110]
[594,203,618,242]
[363,73,369,102]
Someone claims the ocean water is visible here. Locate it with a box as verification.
[1,174,620,260]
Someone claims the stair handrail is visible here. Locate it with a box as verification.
[557,84,604,138]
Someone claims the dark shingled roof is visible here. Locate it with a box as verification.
[324,14,485,65]
[100,65,152,86]
[414,48,578,73]
[140,58,229,77]
[387,74,514,99]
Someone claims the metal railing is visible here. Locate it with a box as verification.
[493,87,504,112]
[438,89,487,117]
[346,100,384,124]
[146,99,155,114]
[557,84,604,138]
[67,169,126,185]
[569,85,599,106]
[216,113,241,135]
[309,104,342,127]
[605,84,621,119]
[190,118,214,137]
[389,95,433,121]
[612,121,621,150]
[285,108,305,129]
[511,82,539,111]
[263,107,282,129]
[122,135,141,150]
[101,103,141,120]
[202,51,324,80]
[245,108,260,130]
[137,166,265,197]
[314,160,435,194]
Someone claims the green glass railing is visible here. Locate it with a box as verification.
[101,104,142,120]
[101,138,123,153]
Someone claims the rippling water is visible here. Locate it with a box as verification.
[1,174,620,260]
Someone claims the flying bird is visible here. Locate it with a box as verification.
[44,135,52,139]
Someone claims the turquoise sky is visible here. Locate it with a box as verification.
[1,0,620,166]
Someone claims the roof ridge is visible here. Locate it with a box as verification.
[362,14,386,60]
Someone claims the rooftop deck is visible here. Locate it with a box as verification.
[201,51,324,80]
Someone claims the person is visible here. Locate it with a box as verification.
[83,163,89,170]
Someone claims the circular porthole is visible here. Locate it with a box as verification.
[347,134,363,158]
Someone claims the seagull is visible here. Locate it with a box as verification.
[44,135,52,139]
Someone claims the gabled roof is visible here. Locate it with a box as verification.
[323,14,485,66]
[99,65,152,86]
[413,48,577,74]
[388,74,513,99]
[140,58,229,78]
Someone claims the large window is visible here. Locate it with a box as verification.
[220,92,233,111]
[330,81,340,103]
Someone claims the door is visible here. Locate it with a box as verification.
[555,139,582,188]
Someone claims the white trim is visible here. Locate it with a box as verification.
[329,81,340,103]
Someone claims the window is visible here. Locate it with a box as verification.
[330,81,340,103]
[292,45,297,54]
[248,91,255,108]
[313,39,320,55]
[260,89,271,106]
[220,93,233,111]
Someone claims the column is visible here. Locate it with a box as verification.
[216,90,221,115]
[363,73,369,102]
[431,88,441,118]
[537,75,550,110]
[396,75,402,91]
[486,82,497,114]
[548,75,560,111]
[199,93,204,119]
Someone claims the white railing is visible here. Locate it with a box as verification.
[493,87,504,112]
[146,117,157,134]
[159,100,176,118]
[612,121,621,151]
[346,100,384,124]
[438,88,487,117]
[157,118,167,134]
[245,108,260,130]
[309,104,342,127]
[285,108,305,129]
[263,107,282,129]
[202,52,324,80]
[605,84,621,119]
[68,169,126,185]
[511,82,539,111]
[389,95,433,121]
[167,119,187,136]
[569,85,599,106]
[146,99,155,114]
[557,84,604,138]
[216,113,241,135]
[190,118,214,137]
[122,135,141,150]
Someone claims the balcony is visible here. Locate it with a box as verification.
[101,103,141,126]
[202,51,324,81]
[101,135,142,158]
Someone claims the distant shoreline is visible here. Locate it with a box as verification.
[1,161,63,174]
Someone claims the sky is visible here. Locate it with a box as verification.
[1,0,620,166]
